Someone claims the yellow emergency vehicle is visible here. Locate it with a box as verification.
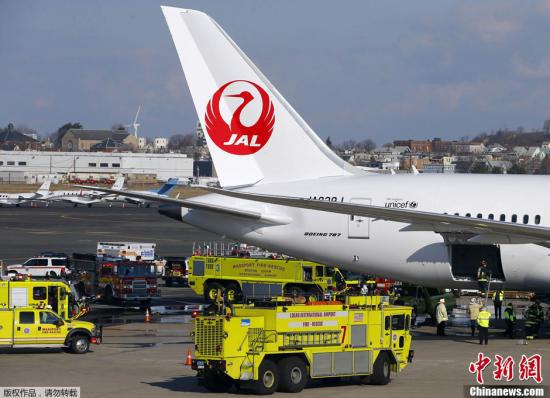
[0,280,86,320]
[188,255,356,303]
[0,307,101,354]
[191,295,413,394]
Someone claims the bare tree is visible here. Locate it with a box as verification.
[168,133,196,150]
[356,139,376,152]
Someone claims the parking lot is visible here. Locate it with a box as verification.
[1,206,548,397]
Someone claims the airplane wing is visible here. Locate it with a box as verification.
[206,188,550,245]
[74,185,291,225]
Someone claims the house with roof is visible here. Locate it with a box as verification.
[61,129,138,151]
[0,130,40,151]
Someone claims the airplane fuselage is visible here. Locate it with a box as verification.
[172,173,550,291]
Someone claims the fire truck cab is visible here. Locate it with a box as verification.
[0,280,85,321]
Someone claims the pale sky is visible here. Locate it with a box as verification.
[2,0,550,144]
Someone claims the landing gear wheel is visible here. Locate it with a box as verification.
[202,372,233,392]
[204,282,224,303]
[224,283,242,303]
[252,359,279,395]
[278,356,308,393]
[70,335,90,354]
[370,352,391,385]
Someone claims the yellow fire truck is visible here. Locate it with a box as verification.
[0,280,85,320]
[0,306,100,353]
[191,295,413,394]
[188,256,357,303]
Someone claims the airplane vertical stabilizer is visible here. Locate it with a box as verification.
[37,180,51,195]
[161,7,361,188]
[112,176,125,190]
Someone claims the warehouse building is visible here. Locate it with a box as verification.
[0,151,194,183]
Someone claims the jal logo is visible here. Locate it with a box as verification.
[205,80,275,155]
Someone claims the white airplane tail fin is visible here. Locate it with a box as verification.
[112,176,125,190]
[36,180,51,194]
[161,7,359,188]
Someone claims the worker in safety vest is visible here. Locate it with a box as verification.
[492,289,504,319]
[477,307,491,345]
[436,298,448,336]
[477,260,490,294]
[467,297,481,337]
[525,300,544,340]
[503,303,516,339]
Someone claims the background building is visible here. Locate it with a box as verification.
[61,129,138,151]
[154,138,168,150]
[0,150,193,183]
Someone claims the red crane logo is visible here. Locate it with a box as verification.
[205,80,275,155]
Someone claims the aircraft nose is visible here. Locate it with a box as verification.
[158,204,182,221]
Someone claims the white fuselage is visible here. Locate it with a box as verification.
[175,173,550,291]
[47,190,104,205]
[0,192,38,205]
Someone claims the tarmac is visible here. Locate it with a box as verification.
[0,206,548,397]
[0,203,223,263]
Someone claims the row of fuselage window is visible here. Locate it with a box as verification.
[450,212,541,225]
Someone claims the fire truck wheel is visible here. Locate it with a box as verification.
[202,372,233,392]
[370,352,391,385]
[224,283,242,303]
[70,334,90,354]
[204,282,224,302]
[278,356,308,393]
[253,359,279,395]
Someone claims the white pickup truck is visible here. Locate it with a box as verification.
[7,257,69,278]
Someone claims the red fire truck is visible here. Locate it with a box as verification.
[72,253,160,304]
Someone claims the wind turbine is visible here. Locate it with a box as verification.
[126,105,141,138]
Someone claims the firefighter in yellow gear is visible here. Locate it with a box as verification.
[477,307,491,345]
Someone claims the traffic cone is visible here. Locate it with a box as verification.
[145,308,151,323]
[185,349,193,366]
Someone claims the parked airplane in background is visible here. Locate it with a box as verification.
[47,176,125,207]
[105,177,179,208]
[80,7,550,293]
[0,180,51,207]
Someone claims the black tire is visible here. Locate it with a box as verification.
[252,359,279,395]
[284,285,304,297]
[370,352,391,385]
[278,356,308,393]
[145,204,151,208]
[70,334,90,354]
[224,282,242,303]
[202,371,233,392]
[204,282,224,303]
[166,278,173,287]
[49,271,58,278]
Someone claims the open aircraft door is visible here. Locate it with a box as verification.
[348,198,372,239]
